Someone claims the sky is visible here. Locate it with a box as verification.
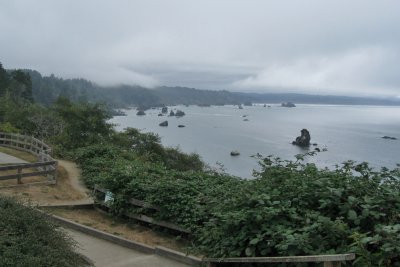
[1,0,400,97]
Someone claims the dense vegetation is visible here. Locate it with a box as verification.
[0,197,90,267]
[76,146,400,266]
[1,61,400,266]
[11,68,400,108]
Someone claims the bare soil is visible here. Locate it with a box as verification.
[0,165,86,204]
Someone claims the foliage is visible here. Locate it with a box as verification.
[0,197,90,267]
[52,96,113,154]
[111,128,204,171]
[0,122,20,133]
[76,146,400,266]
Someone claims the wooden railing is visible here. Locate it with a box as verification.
[0,132,57,186]
[0,132,52,156]
[204,253,355,267]
[93,185,190,234]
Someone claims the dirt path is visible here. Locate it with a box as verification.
[36,160,94,206]
[58,160,90,198]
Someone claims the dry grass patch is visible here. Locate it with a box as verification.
[45,207,190,253]
[0,166,86,204]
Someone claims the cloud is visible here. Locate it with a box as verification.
[1,1,400,95]
[233,47,400,97]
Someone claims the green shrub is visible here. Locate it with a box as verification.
[78,148,400,266]
[0,197,90,267]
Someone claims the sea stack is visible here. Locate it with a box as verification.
[159,121,168,127]
[281,102,296,107]
[292,129,311,147]
[175,110,185,117]
[136,110,146,116]
[230,150,240,156]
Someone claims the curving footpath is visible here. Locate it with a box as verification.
[0,151,27,164]
[67,229,191,267]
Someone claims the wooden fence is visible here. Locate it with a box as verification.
[93,185,191,234]
[0,132,57,186]
[204,253,355,267]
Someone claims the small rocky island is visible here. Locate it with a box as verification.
[230,150,240,156]
[175,110,185,117]
[159,121,168,127]
[292,129,311,147]
[161,106,168,113]
[136,110,146,116]
[382,136,397,140]
[281,102,296,107]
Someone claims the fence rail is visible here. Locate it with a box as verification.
[93,185,190,234]
[0,132,57,185]
[0,132,51,156]
[204,253,355,267]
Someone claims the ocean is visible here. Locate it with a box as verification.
[110,104,400,178]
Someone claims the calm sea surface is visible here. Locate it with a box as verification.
[110,104,400,178]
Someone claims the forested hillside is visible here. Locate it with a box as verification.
[11,68,400,108]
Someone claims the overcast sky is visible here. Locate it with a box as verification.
[1,0,400,97]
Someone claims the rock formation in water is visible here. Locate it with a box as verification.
[382,136,397,140]
[178,125,185,128]
[136,110,146,116]
[159,121,168,127]
[158,113,163,116]
[169,110,175,116]
[162,107,168,113]
[175,110,185,117]
[230,151,240,156]
[243,101,252,106]
[281,102,296,107]
[292,129,311,147]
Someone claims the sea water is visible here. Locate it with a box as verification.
[110,104,400,178]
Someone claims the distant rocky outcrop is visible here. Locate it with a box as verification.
[162,107,168,113]
[175,110,185,117]
[243,101,252,106]
[230,151,240,156]
[159,121,168,127]
[243,119,249,121]
[292,129,311,147]
[382,136,397,140]
[281,102,296,107]
[238,105,243,109]
[169,110,175,116]
[178,125,185,128]
[136,110,146,116]
[158,113,163,116]
[110,109,127,116]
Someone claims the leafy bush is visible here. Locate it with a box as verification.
[0,197,90,267]
[78,148,400,266]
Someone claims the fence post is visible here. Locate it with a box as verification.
[17,167,22,184]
